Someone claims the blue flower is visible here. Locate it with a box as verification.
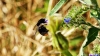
[95,54,99,56]
[89,54,93,56]
[64,18,71,24]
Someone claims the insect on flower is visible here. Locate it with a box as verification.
[33,18,49,36]
[64,18,71,24]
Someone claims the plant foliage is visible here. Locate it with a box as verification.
[48,0,100,56]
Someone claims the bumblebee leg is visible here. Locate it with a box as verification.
[33,25,37,30]
[34,28,38,37]
[33,24,38,37]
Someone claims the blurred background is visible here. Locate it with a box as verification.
[0,0,100,56]
[0,0,62,56]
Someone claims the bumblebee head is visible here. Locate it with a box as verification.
[37,18,48,26]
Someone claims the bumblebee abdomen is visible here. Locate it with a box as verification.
[38,25,48,36]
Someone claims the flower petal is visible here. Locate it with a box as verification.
[64,18,71,24]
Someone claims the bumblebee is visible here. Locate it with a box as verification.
[33,18,48,36]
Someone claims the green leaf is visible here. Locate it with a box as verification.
[52,34,61,50]
[85,0,92,5]
[56,32,72,56]
[61,50,72,56]
[47,15,71,55]
[49,0,68,16]
[57,32,69,49]
[84,27,99,47]
[79,27,99,56]
[70,36,83,46]
[91,0,100,20]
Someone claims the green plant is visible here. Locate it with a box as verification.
[46,0,100,56]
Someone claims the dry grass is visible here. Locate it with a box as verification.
[0,0,56,56]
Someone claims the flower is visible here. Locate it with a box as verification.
[64,18,71,24]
